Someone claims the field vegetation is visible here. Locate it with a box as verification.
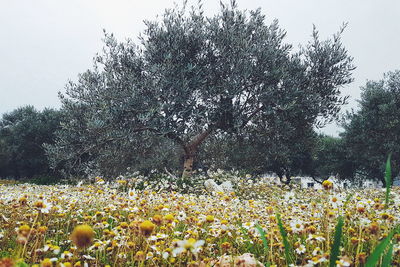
[0,171,399,266]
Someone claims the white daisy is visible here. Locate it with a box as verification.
[172,238,205,255]
[295,244,306,254]
[290,219,304,233]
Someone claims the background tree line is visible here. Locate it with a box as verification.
[0,2,398,186]
[1,71,399,185]
[0,106,62,183]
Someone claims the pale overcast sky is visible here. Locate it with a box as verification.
[1,0,400,135]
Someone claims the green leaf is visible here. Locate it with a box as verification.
[385,153,392,208]
[276,213,294,265]
[381,242,394,267]
[16,262,29,267]
[255,224,269,251]
[329,215,344,267]
[238,223,256,254]
[255,224,270,267]
[365,230,395,267]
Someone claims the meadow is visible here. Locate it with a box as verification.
[0,175,399,267]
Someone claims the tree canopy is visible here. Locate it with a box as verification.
[341,70,400,186]
[0,106,61,180]
[48,1,354,178]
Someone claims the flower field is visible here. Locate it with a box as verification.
[0,176,399,267]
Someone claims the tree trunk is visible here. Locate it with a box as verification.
[180,129,212,179]
[379,175,387,188]
[182,152,195,179]
[286,176,291,185]
[278,173,291,187]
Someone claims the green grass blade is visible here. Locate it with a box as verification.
[365,230,395,267]
[381,242,394,267]
[329,215,344,267]
[238,223,256,254]
[385,153,392,208]
[255,224,270,267]
[255,224,269,251]
[15,262,29,267]
[276,213,294,265]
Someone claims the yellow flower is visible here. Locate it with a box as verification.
[19,196,27,205]
[34,200,44,208]
[350,237,358,244]
[205,215,214,223]
[164,214,174,222]
[18,224,31,237]
[369,222,380,234]
[38,226,48,234]
[221,241,231,250]
[71,224,94,249]
[139,220,155,236]
[322,180,333,190]
[381,212,389,220]
[40,258,52,267]
[152,214,163,225]
[127,241,135,249]
[120,222,129,229]
[134,251,145,261]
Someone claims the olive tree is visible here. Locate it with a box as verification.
[342,70,400,186]
[48,1,354,178]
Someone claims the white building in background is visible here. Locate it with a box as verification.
[261,173,400,189]
[291,176,383,189]
[263,175,384,189]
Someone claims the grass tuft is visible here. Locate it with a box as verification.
[365,229,395,267]
[381,242,394,267]
[255,224,270,267]
[329,215,344,267]
[384,153,392,208]
[276,213,294,265]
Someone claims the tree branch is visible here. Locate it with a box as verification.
[187,128,212,152]
[240,105,264,128]
[164,132,189,153]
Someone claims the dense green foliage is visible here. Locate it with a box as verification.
[0,106,61,180]
[199,128,317,183]
[341,71,400,185]
[311,135,356,181]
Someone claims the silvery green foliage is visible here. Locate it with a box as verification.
[47,1,354,177]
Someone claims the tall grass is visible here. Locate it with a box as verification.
[329,215,344,267]
[365,228,396,267]
[255,224,270,267]
[276,213,294,265]
[381,242,394,267]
